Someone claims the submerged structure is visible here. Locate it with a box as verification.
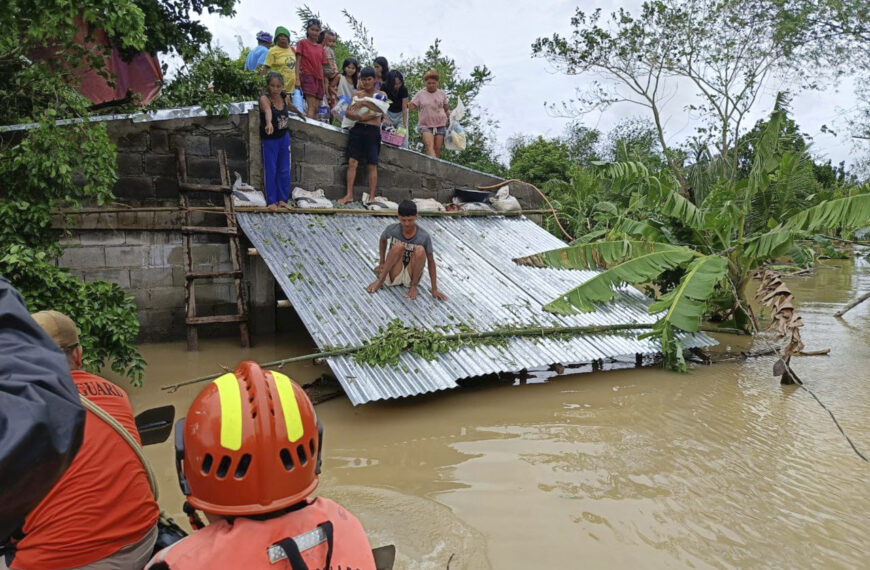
[238,212,715,405]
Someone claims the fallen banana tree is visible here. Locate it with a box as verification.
[514,104,870,374]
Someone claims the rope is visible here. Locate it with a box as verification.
[475,179,574,242]
[725,276,869,463]
[79,395,161,498]
[795,382,868,462]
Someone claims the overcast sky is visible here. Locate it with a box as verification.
[198,0,862,169]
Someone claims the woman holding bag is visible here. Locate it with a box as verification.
[409,69,450,158]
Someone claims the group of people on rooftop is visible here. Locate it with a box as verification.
[250,20,454,210]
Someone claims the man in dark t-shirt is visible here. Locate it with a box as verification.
[366,200,448,301]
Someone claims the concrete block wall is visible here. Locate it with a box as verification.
[108,114,249,205]
[57,224,239,342]
[56,107,539,341]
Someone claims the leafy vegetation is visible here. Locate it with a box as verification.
[354,319,457,367]
[147,45,262,114]
[516,102,870,371]
[0,0,238,383]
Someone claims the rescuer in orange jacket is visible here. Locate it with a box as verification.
[146,361,376,569]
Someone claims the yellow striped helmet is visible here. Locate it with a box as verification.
[175,361,322,516]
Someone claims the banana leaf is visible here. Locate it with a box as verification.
[543,247,698,314]
[648,255,728,332]
[783,193,870,232]
[514,240,684,270]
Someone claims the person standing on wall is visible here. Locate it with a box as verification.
[245,31,272,72]
[264,26,297,93]
[383,70,409,148]
[3,311,159,570]
[295,18,329,120]
[338,67,387,206]
[259,72,303,211]
[409,69,450,158]
[146,361,377,569]
[372,56,389,91]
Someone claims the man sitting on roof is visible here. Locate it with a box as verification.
[366,200,448,301]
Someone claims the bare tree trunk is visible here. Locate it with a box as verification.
[834,290,870,317]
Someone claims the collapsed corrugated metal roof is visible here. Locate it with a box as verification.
[237,213,715,405]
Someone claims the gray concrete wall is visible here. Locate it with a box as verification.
[56,108,539,342]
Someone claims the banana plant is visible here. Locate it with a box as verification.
[516,103,870,371]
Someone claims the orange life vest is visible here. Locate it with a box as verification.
[146,497,375,570]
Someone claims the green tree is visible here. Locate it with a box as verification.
[517,102,870,371]
[1,0,238,383]
[508,136,574,187]
[533,0,869,197]
[602,117,667,171]
[135,0,237,60]
[148,45,262,113]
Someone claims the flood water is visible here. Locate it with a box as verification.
[121,256,870,569]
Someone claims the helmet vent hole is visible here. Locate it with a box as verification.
[216,455,232,478]
[234,453,252,479]
[309,439,316,456]
[297,444,308,466]
[280,448,295,470]
[251,409,258,419]
[201,453,213,475]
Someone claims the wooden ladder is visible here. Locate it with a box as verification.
[176,148,250,351]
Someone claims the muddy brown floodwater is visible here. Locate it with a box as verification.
[119,257,870,569]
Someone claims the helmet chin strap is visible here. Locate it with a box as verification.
[175,417,206,529]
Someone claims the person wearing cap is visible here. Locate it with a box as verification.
[264,26,297,92]
[366,200,448,301]
[3,311,159,570]
[146,361,376,569]
[245,31,272,72]
[338,66,387,206]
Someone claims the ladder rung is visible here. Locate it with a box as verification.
[186,315,248,325]
[186,271,243,280]
[179,182,231,193]
[181,226,238,235]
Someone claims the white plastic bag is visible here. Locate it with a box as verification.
[490,184,521,212]
[413,198,446,212]
[292,187,333,209]
[362,193,398,211]
[444,99,468,151]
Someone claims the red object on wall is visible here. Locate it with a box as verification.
[32,20,163,107]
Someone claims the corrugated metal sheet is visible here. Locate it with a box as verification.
[238,213,716,405]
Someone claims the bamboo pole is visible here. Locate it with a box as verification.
[53,206,553,217]
[161,323,658,392]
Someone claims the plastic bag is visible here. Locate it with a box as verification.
[331,95,350,120]
[291,187,333,208]
[490,185,521,212]
[362,193,398,210]
[413,198,446,212]
[291,89,306,114]
[444,99,468,151]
